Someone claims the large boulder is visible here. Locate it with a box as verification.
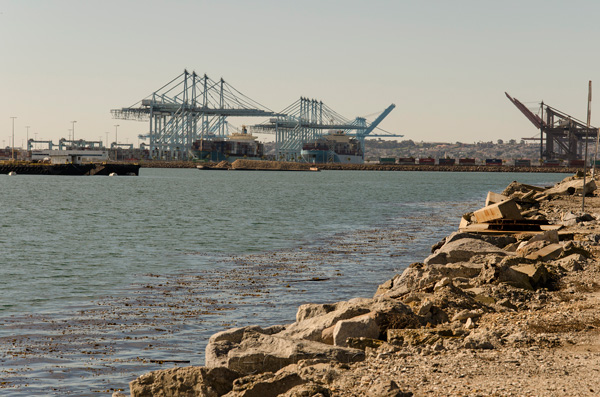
[130,366,240,397]
[424,238,511,265]
[205,325,285,369]
[332,313,379,347]
[376,261,490,299]
[208,331,365,375]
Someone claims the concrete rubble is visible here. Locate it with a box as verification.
[124,174,600,396]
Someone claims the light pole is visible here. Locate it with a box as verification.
[114,125,119,161]
[10,117,16,161]
[25,126,30,152]
[71,120,77,145]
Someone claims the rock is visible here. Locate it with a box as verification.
[211,331,365,375]
[496,298,518,311]
[417,299,433,316]
[368,379,412,397]
[551,253,586,271]
[525,243,563,261]
[206,325,285,368]
[346,337,386,350]
[464,317,475,329]
[387,328,461,347]
[535,178,597,200]
[476,256,539,290]
[434,277,452,291]
[559,241,591,259]
[296,302,339,323]
[516,239,547,257]
[424,238,510,265]
[501,181,545,196]
[375,278,395,296]
[527,230,560,245]
[112,392,128,397]
[510,263,550,289]
[451,309,482,322]
[577,213,595,222]
[130,366,240,397]
[333,313,380,347]
[281,298,373,342]
[462,330,497,349]
[225,371,306,397]
[280,382,332,397]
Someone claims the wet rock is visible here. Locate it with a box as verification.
[130,366,240,397]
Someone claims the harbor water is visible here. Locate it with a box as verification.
[0,169,568,395]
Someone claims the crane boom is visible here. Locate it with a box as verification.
[505,92,545,129]
[362,104,396,136]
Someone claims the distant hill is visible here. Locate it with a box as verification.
[364,139,542,162]
[265,139,543,163]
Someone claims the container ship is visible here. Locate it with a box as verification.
[191,127,264,162]
[301,131,363,164]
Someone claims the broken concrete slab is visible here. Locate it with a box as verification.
[510,263,550,289]
[525,243,563,261]
[473,199,524,223]
[485,191,509,207]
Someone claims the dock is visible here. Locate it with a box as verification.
[0,162,141,176]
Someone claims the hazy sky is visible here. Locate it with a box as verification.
[2,0,600,147]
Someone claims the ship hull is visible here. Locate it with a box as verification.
[300,149,363,164]
[193,150,262,162]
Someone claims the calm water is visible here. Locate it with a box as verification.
[0,169,567,395]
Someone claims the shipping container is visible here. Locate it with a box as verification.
[379,157,396,164]
[542,159,562,167]
[514,159,531,167]
[397,157,416,165]
[438,158,456,166]
[458,158,476,165]
[485,158,503,166]
[568,159,585,167]
[418,157,435,165]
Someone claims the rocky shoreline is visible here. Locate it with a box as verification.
[140,159,580,173]
[117,174,600,397]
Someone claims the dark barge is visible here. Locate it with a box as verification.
[0,162,141,176]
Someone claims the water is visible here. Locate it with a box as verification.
[0,169,568,395]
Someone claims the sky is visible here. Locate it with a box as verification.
[2,0,600,148]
